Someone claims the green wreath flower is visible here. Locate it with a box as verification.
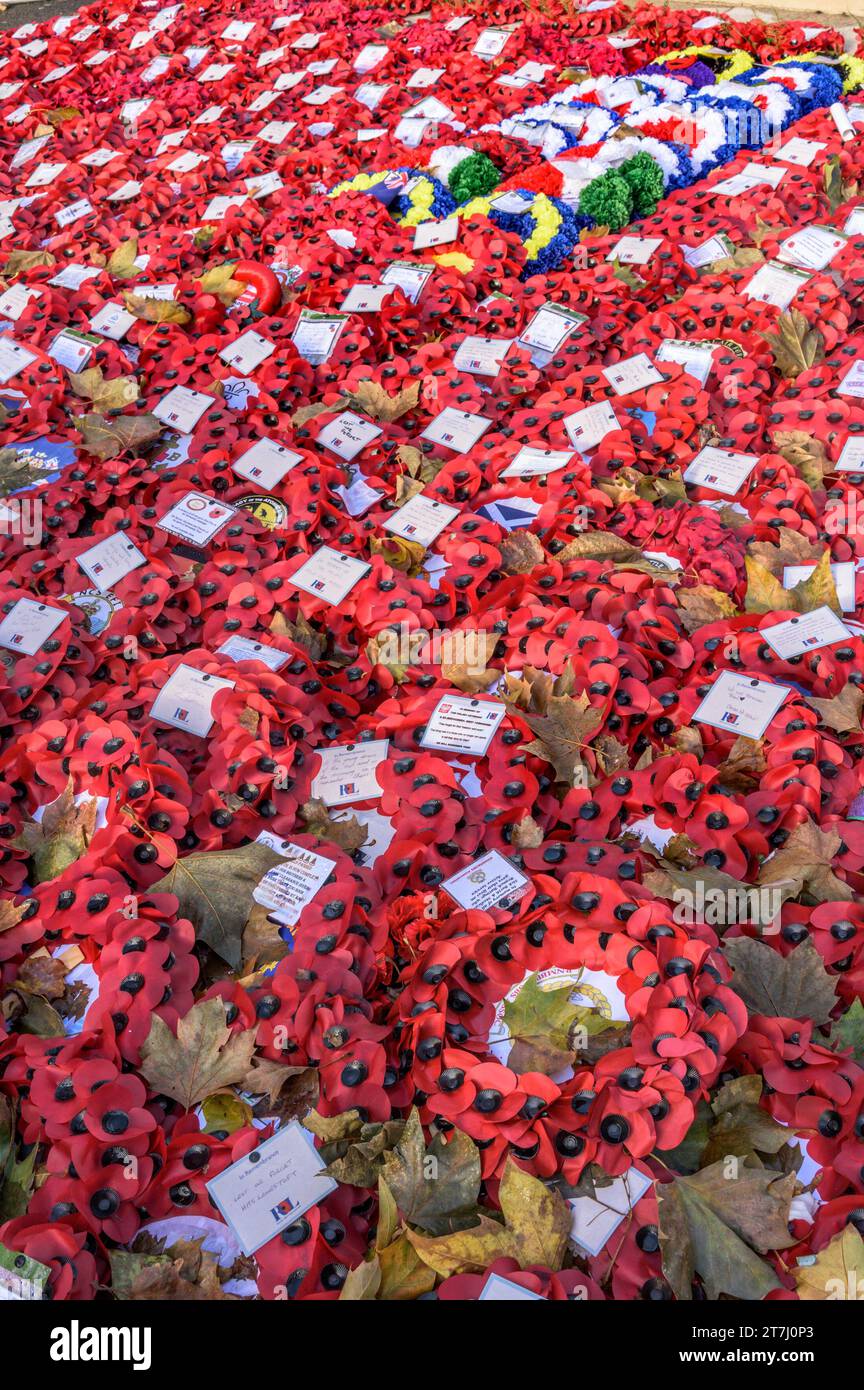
[578,170,633,232]
[619,152,665,219]
[448,151,502,203]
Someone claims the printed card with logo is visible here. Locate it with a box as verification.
[564,400,621,452]
[379,261,434,304]
[232,438,302,488]
[744,261,810,311]
[836,437,864,472]
[656,338,716,386]
[382,493,459,545]
[602,352,663,396]
[290,310,347,365]
[838,360,864,400]
[441,849,531,911]
[421,694,506,756]
[453,335,512,378]
[76,535,146,592]
[0,336,37,382]
[693,671,791,740]
[763,606,854,660]
[0,598,66,655]
[218,330,275,374]
[156,493,236,545]
[413,214,459,250]
[473,27,512,58]
[340,283,391,313]
[206,1121,337,1256]
[290,545,371,605]
[153,385,215,434]
[421,407,492,453]
[683,445,759,496]
[149,663,234,736]
[607,235,662,265]
[311,739,390,806]
[317,410,383,461]
[517,302,585,361]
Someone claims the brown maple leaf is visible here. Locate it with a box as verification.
[805,683,864,735]
[18,955,67,1000]
[139,998,257,1111]
[744,552,841,617]
[300,798,369,853]
[0,900,27,935]
[772,430,827,490]
[747,527,824,576]
[498,530,543,574]
[759,819,853,903]
[676,584,738,634]
[440,631,499,695]
[342,379,419,423]
[522,692,603,786]
[13,778,98,883]
[716,736,767,791]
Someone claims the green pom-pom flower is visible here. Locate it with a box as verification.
[578,171,632,232]
[619,151,665,218]
[448,152,502,203]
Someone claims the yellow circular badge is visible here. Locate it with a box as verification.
[237,495,289,531]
